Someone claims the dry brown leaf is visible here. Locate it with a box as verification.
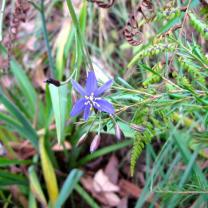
[32,55,47,90]
[52,141,71,151]
[81,176,94,193]
[81,176,107,205]
[119,179,141,198]
[81,176,121,207]
[9,141,36,160]
[10,185,28,208]
[117,197,128,208]
[93,169,120,192]
[47,20,61,32]
[104,155,119,184]
[103,192,120,207]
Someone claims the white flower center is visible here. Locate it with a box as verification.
[84,92,101,109]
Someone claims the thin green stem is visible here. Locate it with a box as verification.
[60,70,76,85]
[86,114,99,134]
[98,112,102,135]
[0,0,6,42]
[113,85,153,96]
[75,184,99,208]
[66,0,93,72]
[40,0,56,78]
[28,1,41,11]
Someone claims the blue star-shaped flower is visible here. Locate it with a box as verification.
[70,71,115,120]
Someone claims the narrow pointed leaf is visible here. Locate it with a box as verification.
[28,166,47,207]
[55,20,71,80]
[0,87,38,148]
[29,191,38,208]
[10,60,37,115]
[75,184,99,208]
[55,169,82,208]
[0,171,27,186]
[0,112,36,141]
[39,137,59,206]
[49,84,68,144]
[0,158,30,167]
[0,44,37,117]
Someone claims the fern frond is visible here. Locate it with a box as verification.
[189,13,208,40]
[177,76,194,91]
[191,43,208,65]
[178,57,205,85]
[130,131,152,176]
[143,62,162,87]
[128,43,176,68]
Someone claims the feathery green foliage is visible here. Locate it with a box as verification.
[189,12,208,40]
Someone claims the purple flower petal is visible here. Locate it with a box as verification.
[94,98,115,114]
[70,98,86,117]
[94,80,113,97]
[86,71,97,95]
[83,104,91,121]
[71,80,86,96]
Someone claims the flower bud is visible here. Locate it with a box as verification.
[130,124,145,132]
[90,134,101,153]
[115,124,125,140]
[76,133,87,147]
[71,89,77,105]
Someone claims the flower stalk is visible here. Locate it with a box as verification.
[40,0,56,78]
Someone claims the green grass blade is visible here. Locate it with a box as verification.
[174,132,207,186]
[29,191,38,208]
[0,43,37,116]
[10,60,37,115]
[39,137,59,206]
[135,140,174,208]
[49,84,68,144]
[75,184,100,208]
[28,166,47,207]
[0,158,30,167]
[0,171,27,186]
[0,112,35,140]
[55,169,83,208]
[0,87,38,148]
